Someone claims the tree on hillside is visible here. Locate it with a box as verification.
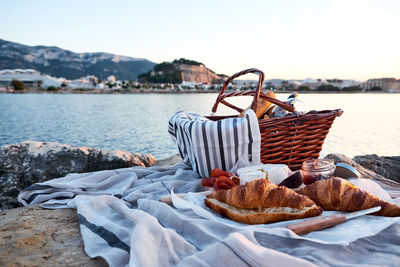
[11,79,24,90]
[37,80,43,88]
[172,58,203,66]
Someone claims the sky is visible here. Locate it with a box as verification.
[1,0,399,80]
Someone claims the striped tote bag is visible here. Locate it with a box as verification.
[168,109,261,177]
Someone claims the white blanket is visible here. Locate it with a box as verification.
[18,162,400,267]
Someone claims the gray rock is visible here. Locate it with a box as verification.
[324,153,400,198]
[353,154,400,183]
[0,141,155,210]
[324,153,385,179]
[154,154,182,167]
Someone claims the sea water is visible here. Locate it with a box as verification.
[0,93,399,159]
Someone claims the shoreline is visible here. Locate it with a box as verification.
[0,88,397,94]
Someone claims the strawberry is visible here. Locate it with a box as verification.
[215,182,231,190]
[214,176,235,190]
[201,176,217,187]
[210,168,232,178]
[231,176,240,185]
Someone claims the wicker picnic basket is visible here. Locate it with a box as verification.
[208,68,343,170]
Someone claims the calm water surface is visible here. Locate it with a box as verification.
[0,93,399,159]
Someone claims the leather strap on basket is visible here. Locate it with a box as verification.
[211,68,295,114]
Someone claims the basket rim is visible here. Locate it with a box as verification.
[206,109,343,122]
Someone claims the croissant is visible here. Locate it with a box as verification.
[297,177,400,217]
[204,179,322,224]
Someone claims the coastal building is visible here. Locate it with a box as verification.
[385,81,400,93]
[289,80,301,89]
[0,69,61,88]
[181,81,210,90]
[298,79,361,90]
[235,78,361,91]
[274,80,301,91]
[67,75,99,89]
[107,75,116,83]
[362,78,400,92]
[325,79,362,89]
[42,74,106,90]
[264,79,287,89]
[299,79,322,90]
[0,69,115,90]
[232,79,259,90]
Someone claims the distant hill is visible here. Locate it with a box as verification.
[138,58,227,84]
[0,39,156,80]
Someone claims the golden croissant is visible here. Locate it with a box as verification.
[204,179,322,224]
[297,177,400,217]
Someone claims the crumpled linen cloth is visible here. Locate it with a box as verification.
[18,162,400,267]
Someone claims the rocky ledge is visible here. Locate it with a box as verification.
[0,205,107,267]
[353,154,400,183]
[0,141,155,210]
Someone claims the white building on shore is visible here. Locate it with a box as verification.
[298,79,362,90]
[361,78,400,92]
[67,75,99,89]
[0,69,108,90]
[0,69,61,88]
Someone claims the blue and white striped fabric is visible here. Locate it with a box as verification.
[168,109,261,177]
[18,163,400,267]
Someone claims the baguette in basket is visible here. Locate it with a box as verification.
[239,90,276,119]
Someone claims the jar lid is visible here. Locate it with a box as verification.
[301,159,335,171]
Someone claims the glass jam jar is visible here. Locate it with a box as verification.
[301,159,336,185]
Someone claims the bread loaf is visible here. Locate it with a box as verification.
[255,91,276,119]
[239,90,276,119]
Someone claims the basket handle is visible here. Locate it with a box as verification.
[211,68,295,114]
[212,68,264,113]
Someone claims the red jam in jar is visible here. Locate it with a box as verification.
[301,159,336,185]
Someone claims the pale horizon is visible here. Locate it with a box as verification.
[1,0,399,81]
